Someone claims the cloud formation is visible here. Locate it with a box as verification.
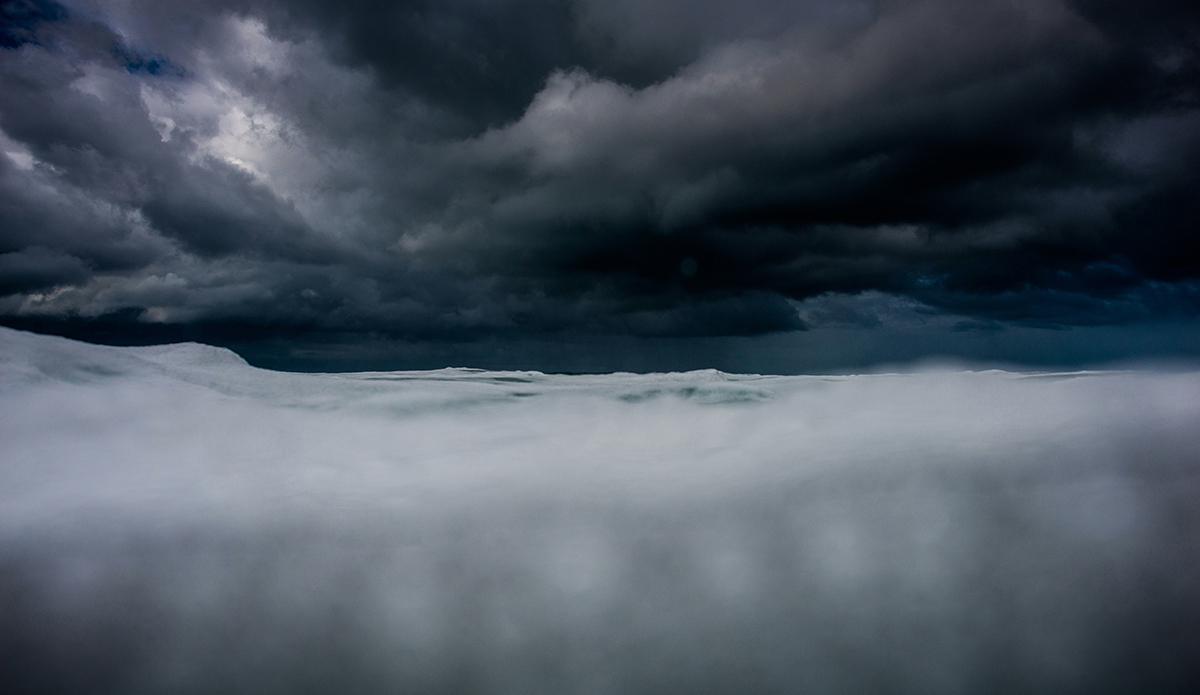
[3,327,1200,693]
[1,0,1198,363]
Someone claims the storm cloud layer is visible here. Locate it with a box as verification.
[1,0,1198,367]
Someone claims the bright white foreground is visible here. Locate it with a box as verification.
[1,326,1198,694]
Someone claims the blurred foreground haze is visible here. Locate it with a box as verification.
[1,326,1199,694]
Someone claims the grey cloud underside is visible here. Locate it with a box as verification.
[0,0,1198,346]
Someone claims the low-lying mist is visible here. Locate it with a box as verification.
[1,327,1198,694]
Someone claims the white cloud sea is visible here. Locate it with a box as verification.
[1,326,1198,694]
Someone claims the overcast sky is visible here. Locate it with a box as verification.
[1,0,1198,371]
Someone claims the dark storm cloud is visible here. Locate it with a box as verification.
[0,9,334,259]
[0,245,88,293]
[0,0,1198,353]
[427,0,1198,327]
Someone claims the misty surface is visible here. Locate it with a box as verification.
[1,326,1199,694]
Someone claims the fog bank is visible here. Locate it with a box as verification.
[1,327,1198,694]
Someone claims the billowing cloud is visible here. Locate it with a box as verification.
[3,326,1200,691]
[1,0,1198,366]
